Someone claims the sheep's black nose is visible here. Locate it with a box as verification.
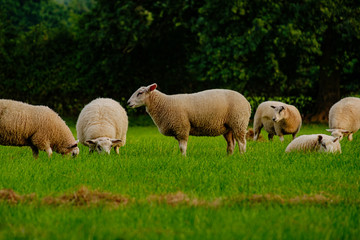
[127,100,134,108]
[272,118,276,122]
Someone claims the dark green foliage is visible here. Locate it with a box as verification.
[0,0,359,118]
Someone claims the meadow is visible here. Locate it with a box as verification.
[0,119,359,239]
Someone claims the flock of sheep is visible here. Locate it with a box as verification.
[0,83,359,158]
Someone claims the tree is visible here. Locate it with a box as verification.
[189,0,360,121]
[1,0,359,119]
[310,0,360,121]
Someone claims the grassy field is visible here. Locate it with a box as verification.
[0,120,359,239]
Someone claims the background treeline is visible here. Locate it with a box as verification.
[1,0,359,121]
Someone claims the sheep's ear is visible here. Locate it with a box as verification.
[148,83,157,92]
[68,142,78,149]
[111,139,122,145]
[326,129,334,132]
[280,106,285,111]
[340,129,350,133]
[317,135,323,143]
[86,140,96,146]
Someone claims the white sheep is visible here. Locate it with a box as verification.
[0,99,79,158]
[76,98,128,154]
[285,134,341,153]
[253,101,302,142]
[326,97,360,141]
[127,83,251,156]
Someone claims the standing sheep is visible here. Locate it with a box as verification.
[285,134,341,153]
[0,99,79,158]
[326,97,360,141]
[76,98,128,154]
[127,83,251,156]
[253,101,302,142]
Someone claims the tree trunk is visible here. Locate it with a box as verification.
[310,27,340,123]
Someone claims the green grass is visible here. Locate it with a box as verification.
[1,123,360,239]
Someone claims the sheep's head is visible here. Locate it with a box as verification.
[326,129,350,141]
[317,135,341,153]
[271,105,286,122]
[60,140,79,157]
[128,83,157,108]
[86,137,122,154]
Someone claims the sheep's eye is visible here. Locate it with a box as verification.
[137,92,143,96]
[97,145,102,151]
[321,143,327,149]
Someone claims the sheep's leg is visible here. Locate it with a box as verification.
[274,126,284,142]
[292,133,297,140]
[268,133,274,141]
[223,131,235,155]
[178,140,188,156]
[175,136,188,156]
[45,147,53,157]
[114,146,120,154]
[348,133,353,141]
[234,130,246,153]
[253,123,263,141]
[30,146,39,159]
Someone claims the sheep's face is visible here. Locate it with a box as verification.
[86,137,122,154]
[326,129,350,141]
[70,147,80,157]
[318,135,341,153]
[128,83,157,108]
[60,140,79,157]
[271,105,286,122]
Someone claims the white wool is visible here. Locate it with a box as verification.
[327,97,360,141]
[127,83,251,156]
[285,134,341,153]
[76,98,128,154]
[253,101,302,142]
[0,99,79,158]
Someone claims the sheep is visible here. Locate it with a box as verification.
[127,83,251,156]
[0,99,79,158]
[253,101,302,142]
[326,97,360,141]
[76,98,128,154]
[285,134,341,153]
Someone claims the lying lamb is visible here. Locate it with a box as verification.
[127,83,251,156]
[76,98,128,154]
[285,134,341,153]
[327,97,360,141]
[253,101,302,142]
[0,99,79,158]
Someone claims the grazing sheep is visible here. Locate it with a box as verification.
[285,134,341,153]
[76,98,128,154]
[253,101,302,142]
[0,99,79,158]
[127,83,251,156]
[326,97,360,141]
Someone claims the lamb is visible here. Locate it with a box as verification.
[127,83,251,156]
[253,101,302,142]
[326,97,360,141]
[0,99,79,158]
[76,98,128,154]
[285,134,341,153]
